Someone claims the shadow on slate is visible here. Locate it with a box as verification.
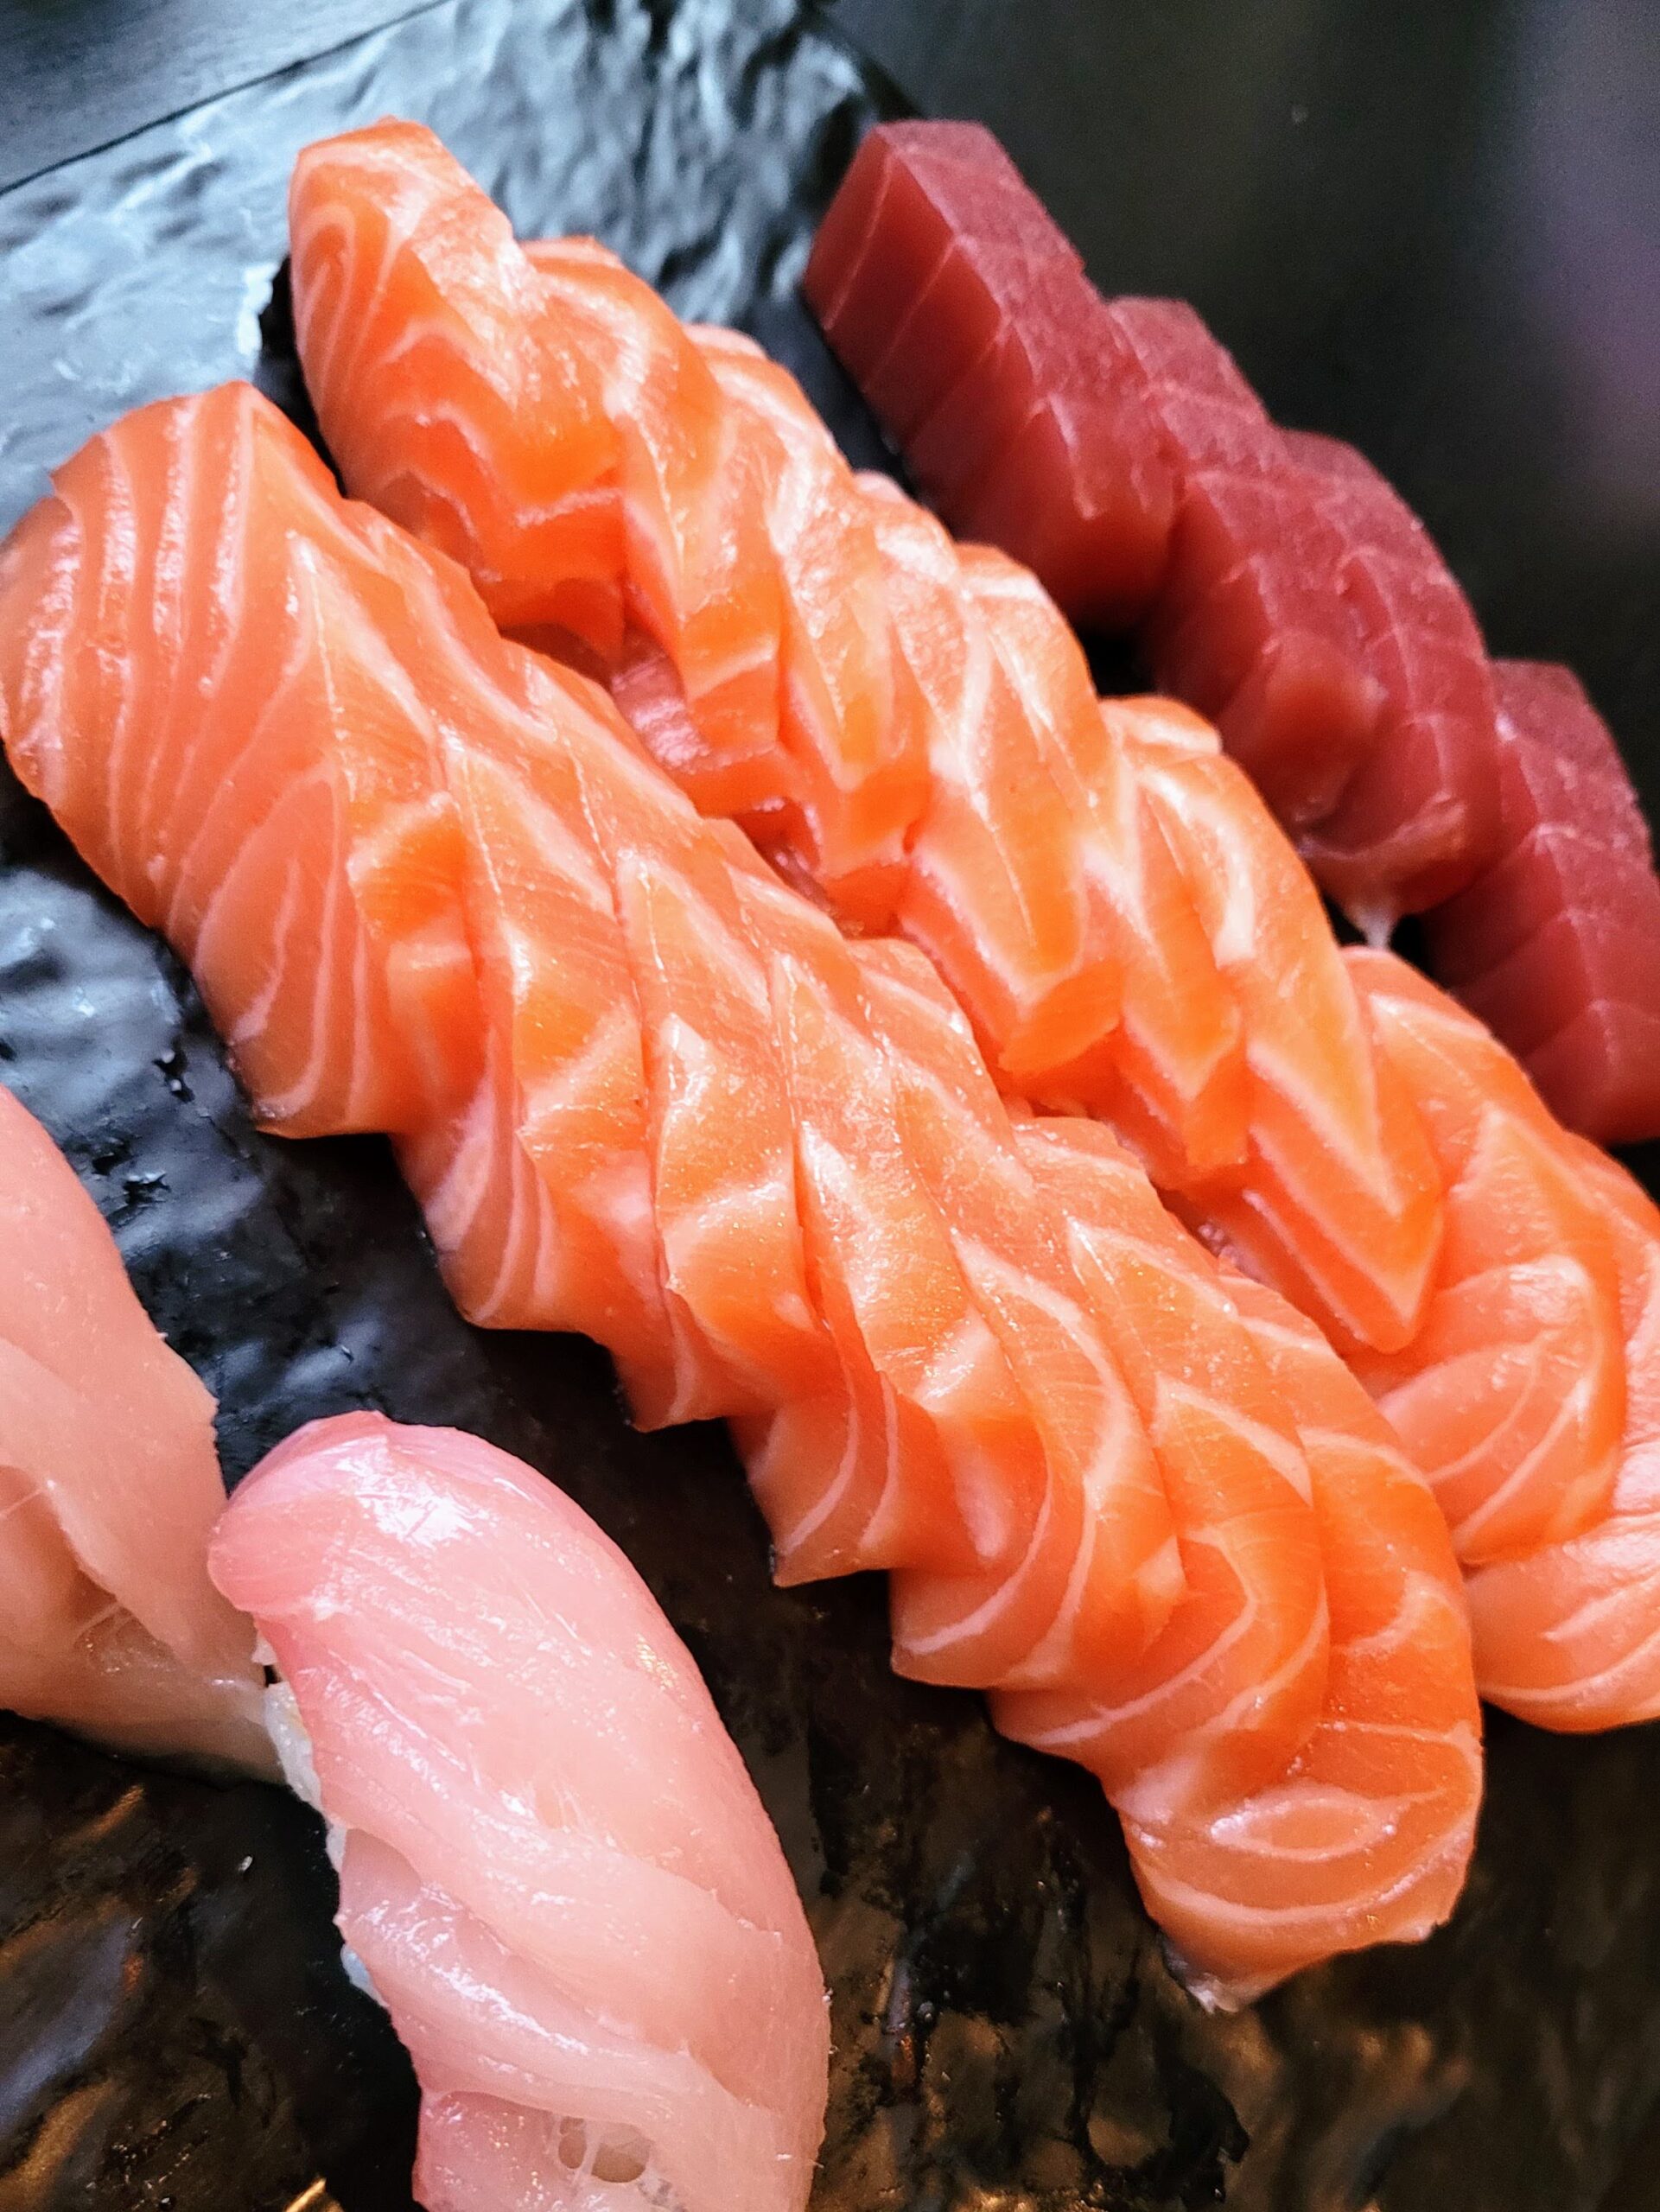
[3,2,1660,2208]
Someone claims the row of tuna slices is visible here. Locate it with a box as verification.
[803,120,1660,1143]
[0,1080,270,1770]
[0,377,1482,2005]
[801,118,1496,936]
[273,115,1660,1690]
[210,1412,830,2212]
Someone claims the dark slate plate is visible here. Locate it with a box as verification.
[3,4,1660,2209]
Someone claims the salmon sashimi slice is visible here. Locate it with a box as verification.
[1109,699,1443,1352]
[1123,1271,1479,2008]
[854,943,1186,1690]
[956,547,1248,1180]
[208,1413,829,2212]
[0,385,480,1137]
[0,1083,270,1770]
[723,856,1050,1590]
[995,1116,1326,1814]
[1345,951,1625,1567]
[1286,430,1501,938]
[417,710,693,1409]
[861,480,1131,1091]
[801,121,1175,623]
[1464,1142,1660,1730]
[522,238,786,812]
[289,121,625,657]
[685,327,927,906]
[1425,660,1660,1146]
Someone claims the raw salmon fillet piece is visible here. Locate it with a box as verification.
[999,1119,1477,2006]
[1464,1140,1660,1730]
[802,120,1175,625]
[1287,430,1501,938]
[1345,955,1626,1580]
[209,1412,830,2212]
[1425,660,1660,1145]
[0,1083,268,1770]
[1108,699,1444,1356]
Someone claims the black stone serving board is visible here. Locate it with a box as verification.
[2,4,1659,2208]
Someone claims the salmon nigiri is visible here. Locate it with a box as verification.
[209,1412,830,2212]
[0,1083,268,1769]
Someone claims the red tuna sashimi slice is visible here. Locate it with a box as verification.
[208,1413,829,2212]
[805,121,1175,625]
[805,120,1073,390]
[1287,430,1501,938]
[1425,660,1660,1145]
[1114,301,1384,829]
[0,1084,269,1770]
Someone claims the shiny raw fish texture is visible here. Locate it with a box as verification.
[0,1082,269,1770]
[805,118,1504,938]
[0,378,1485,1997]
[208,1411,830,2212]
[1426,661,1660,1147]
[285,120,1447,1365]
[277,119,1660,1746]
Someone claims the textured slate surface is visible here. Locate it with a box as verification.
[3,3,1660,2209]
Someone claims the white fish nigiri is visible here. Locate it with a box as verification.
[208,1411,830,2212]
[0,1081,269,1769]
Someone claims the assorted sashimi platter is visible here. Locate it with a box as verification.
[3,3,1660,2206]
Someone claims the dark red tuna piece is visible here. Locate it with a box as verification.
[1425,660,1660,1145]
[804,121,1176,625]
[1113,301,1384,829]
[1287,431,1501,938]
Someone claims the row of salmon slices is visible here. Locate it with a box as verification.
[277,117,1660,1712]
[0,375,1484,2005]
